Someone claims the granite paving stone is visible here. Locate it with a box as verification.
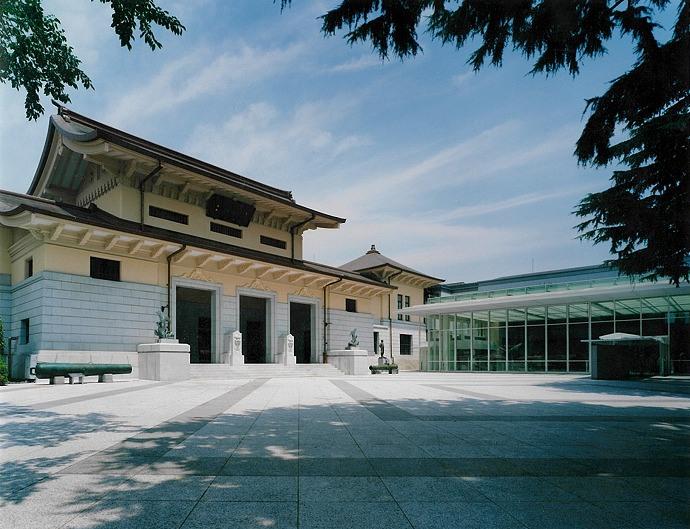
[2,373,689,529]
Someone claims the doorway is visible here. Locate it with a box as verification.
[290,302,313,363]
[240,295,268,363]
[176,287,213,364]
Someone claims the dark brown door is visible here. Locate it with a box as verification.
[245,320,266,363]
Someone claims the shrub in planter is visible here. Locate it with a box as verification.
[0,357,7,385]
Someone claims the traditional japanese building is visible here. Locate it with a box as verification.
[340,245,443,371]
[0,107,440,378]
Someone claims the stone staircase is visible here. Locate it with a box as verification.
[189,363,344,379]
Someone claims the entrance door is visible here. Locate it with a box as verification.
[176,287,213,363]
[290,302,312,363]
[240,295,268,363]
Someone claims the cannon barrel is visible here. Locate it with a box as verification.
[34,362,132,378]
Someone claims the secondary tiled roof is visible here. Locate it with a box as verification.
[340,245,443,282]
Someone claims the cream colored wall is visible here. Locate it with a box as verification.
[7,231,45,283]
[31,241,385,309]
[0,226,12,274]
[93,186,301,260]
[389,279,426,324]
[328,291,378,315]
[45,244,164,285]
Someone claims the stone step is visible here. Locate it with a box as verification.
[189,363,344,378]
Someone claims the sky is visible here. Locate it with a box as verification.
[0,0,661,282]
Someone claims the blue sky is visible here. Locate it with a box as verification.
[0,0,657,282]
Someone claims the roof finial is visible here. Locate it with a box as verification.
[367,244,379,254]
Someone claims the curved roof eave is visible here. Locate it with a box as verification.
[353,263,444,284]
[46,106,345,225]
[0,192,383,288]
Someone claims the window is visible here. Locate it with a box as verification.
[210,222,242,239]
[260,235,287,250]
[345,298,357,313]
[374,331,379,354]
[20,318,29,344]
[397,294,403,320]
[25,258,33,279]
[90,257,120,282]
[404,295,411,322]
[400,334,412,355]
[149,205,188,225]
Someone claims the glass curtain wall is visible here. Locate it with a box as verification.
[422,294,690,374]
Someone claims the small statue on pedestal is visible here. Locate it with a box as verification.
[346,329,359,350]
[154,309,174,340]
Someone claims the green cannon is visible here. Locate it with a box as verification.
[34,362,132,384]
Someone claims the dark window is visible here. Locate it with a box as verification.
[397,294,403,321]
[149,205,188,225]
[210,222,242,239]
[345,298,357,313]
[20,318,29,344]
[373,331,379,354]
[404,295,411,322]
[90,257,121,282]
[206,194,256,227]
[260,235,287,250]
[400,334,412,355]
[25,258,33,279]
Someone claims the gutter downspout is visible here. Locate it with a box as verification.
[166,244,187,328]
[322,276,343,362]
[139,163,162,231]
[387,269,404,364]
[290,213,315,262]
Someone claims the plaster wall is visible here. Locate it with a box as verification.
[94,186,303,260]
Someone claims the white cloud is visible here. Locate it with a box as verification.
[452,71,474,88]
[184,98,370,185]
[328,55,383,73]
[435,187,591,222]
[102,42,306,127]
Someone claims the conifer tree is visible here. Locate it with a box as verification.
[299,0,690,285]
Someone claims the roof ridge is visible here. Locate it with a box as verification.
[0,188,59,205]
[58,107,295,202]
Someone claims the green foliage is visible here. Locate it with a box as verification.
[0,0,185,120]
[0,357,7,385]
[297,0,690,285]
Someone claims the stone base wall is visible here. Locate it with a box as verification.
[327,309,375,355]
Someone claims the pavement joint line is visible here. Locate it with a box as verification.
[424,383,690,403]
[18,382,171,411]
[417,414,690,422]
[131,379,279,529]
[325,381,416,528]
[423,384,512,401]
[58,378,270,475]
[178,379,278,529]
[329,379,418,421]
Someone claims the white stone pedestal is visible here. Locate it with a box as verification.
[137,339,190,381]
[277,334,297,365]
[221,331,245,365]
[327,349,369,375]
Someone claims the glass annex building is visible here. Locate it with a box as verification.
[402,265,690,374]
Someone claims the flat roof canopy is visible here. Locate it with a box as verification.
[399,282,690,317]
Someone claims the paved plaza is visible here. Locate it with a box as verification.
[1,373,689,529]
